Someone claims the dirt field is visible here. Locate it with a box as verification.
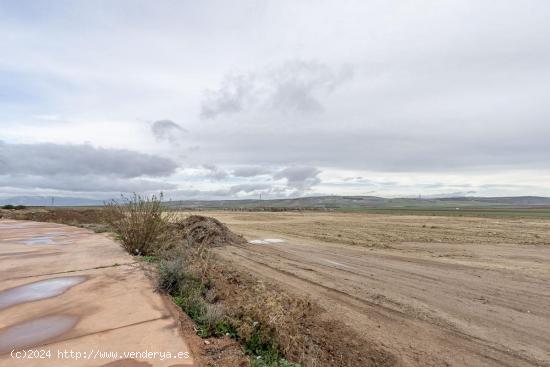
[177,211,550,367]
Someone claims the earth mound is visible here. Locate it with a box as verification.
[176,215,246,247]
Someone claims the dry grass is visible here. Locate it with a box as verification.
[0,207,108,225]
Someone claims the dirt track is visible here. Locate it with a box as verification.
[190,211,550,367]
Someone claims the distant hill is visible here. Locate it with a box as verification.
[2,195,550,209]
[0,196,105,207]
[166,195,550,210]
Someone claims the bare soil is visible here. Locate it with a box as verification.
[181,211,550,367]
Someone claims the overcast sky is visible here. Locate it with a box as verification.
[1,0,550,200]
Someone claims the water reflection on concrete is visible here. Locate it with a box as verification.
[0,276,87,309]
[0,315,78,353]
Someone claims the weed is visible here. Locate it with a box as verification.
[140,255,158,263]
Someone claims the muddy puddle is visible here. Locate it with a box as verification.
[0,315,78,353]
[0,276,87,309]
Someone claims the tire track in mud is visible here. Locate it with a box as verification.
[218,244,548,367]
[237,242,550,322]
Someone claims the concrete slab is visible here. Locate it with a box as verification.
[0,220,194,367]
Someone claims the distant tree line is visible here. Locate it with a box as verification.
[1,204,27,210]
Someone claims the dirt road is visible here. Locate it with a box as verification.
[196,211,550,367]
[0,220,194,367]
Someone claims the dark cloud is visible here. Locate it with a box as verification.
[200,60,353,119]
[0,141,178,193]
[0,174,177,192]
[151,120,187,144]
[273,166,321,190]
[0,141,177,177]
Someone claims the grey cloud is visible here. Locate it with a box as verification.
[200,60,353,119]
[0,141,178,194]
[232,166,272,177]
[0,174,176,193]
[273,166,321,190]
[268,60,353,113]
[202,164,229,180]
[0,141,178,178]
[151,119,187,144]
[200,74,255,119]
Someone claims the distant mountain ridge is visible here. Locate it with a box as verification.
[167,195,550,209]
[0,196,105,206]
[2,195,550,209]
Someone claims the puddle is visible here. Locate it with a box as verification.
[0,276,87,309]
[16,231,77,245]
[249,238,285,245]
[20,236,56,245]
[0,315,78,353]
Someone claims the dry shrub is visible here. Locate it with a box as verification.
[204,303,226,329]
[104,193,175,255]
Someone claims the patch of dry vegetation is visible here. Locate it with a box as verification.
[0,207,111,232]
[104,193,175,255]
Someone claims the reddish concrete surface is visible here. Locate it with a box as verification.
[0,220,194,367]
